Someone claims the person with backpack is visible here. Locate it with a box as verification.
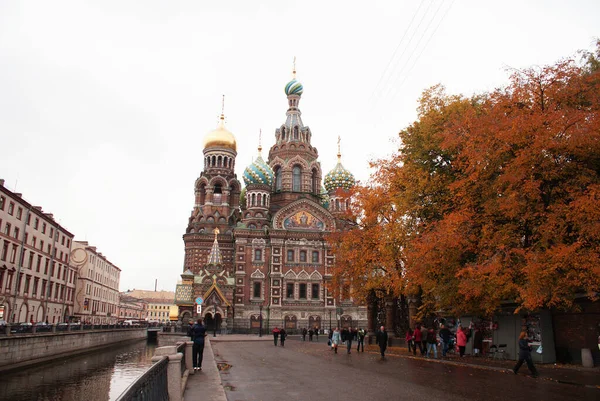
[357,327,366,352]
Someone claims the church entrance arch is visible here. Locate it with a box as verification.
[284,315,297,330]
[308,315,321,330]
[341,315,353,329]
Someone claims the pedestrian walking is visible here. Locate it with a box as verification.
[376,326,388,359]
[308,328,314,341]
[413,324,424,355]
[331,327,341,354]
[439,324,453,357]
[420,325,428,352]
[456,324,467,357]
[302,327,307,341]
[341,327,349,345]
[190,318,207,371]
[346,327,354,354]
[357,327,365,352]
[513,331,539,377]
[405,328,414,354]
[314,326,319,342]
[272,327,280,346]
[426,327,438,359]
[280,328,287,347]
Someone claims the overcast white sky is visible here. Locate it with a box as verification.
[1,1,597,292]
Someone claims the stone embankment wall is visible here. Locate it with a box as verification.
[0,329,147,372]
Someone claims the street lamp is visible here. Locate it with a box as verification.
[259,305,263,337]
[213,303,217,337]
[329,310,332,331]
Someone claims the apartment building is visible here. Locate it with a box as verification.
[72,241,121,324]
[0,179,77,323]
[122,289,175,323]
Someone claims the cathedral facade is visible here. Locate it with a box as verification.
[175,70,365,333]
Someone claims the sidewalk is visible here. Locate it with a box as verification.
[183,338,227,401]
[364,343,600,389]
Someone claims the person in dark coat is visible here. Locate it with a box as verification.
[272,327,280,346]
[376,326,388,359]
[473,328,483,356]
[439,324,453,357]
[302,327,307,341]
[280,328,287,347]
[513,331,538,377]
[190,318,207,371]
[308,328,314,341]
[314,326,319,342]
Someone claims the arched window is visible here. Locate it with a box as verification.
[311,168,318,194]
[281,127,286,141]
[211,156,216,167]
[292,166,301,192]
[293,126,299,140]
[275,167,282,191]
[251,193,256,207]
[213,184,222,205]
[335,199,340,210]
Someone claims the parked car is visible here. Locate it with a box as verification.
[11,322,32,333]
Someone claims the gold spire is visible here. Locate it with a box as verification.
[220,94,225,119]
[292,56,297,79]
[203,96,237,151]
[258,129,262,155]
[213,227,220,240]
[337,135,342,162]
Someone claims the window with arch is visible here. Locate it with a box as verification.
[292,166,301,192]
[275,167,282,191]
[311,168,318,194]
[254,249,262,261]
[293,126,299,140]
[213,184,223,204]
[281,127,286,141]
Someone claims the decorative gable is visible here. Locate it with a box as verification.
[272,199,336,231]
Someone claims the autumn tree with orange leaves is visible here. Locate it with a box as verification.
[328,43,600,316]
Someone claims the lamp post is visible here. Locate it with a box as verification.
[259,305,263,337]
[213,303,217,337]
[329,310,332,331]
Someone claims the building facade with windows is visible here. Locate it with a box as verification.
[0,179,77,324]
[175,70,366,332]
[71,241,121,324]
[118,294,148,321]
[122,289,175,323]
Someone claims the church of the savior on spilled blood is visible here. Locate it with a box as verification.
[174,67,365,333]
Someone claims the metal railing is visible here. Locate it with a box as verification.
[0,323,150,337]
[115,356,169,401]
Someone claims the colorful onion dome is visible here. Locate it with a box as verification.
[324,160,355,192]
[204,114,237,151]
[243,148,274,186]
[285,79,303,96]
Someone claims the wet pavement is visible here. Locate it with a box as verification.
[211,337,599,401]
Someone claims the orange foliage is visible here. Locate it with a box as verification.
[329,46,600,315]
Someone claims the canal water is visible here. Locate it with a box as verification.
[0,335,187,401]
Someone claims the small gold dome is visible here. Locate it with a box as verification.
[203,115,237,151]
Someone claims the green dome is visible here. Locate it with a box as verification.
[243,154,274,186]
[324,162,355,192]
[285,79,304,96]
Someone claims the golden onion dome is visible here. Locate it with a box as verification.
[203,114,237,152]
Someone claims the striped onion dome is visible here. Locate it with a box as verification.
[243,150,274,186]
[285,79,303,96]
[324,160,355,192]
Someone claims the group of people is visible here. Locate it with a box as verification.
[301,327,320,342]
[272,327,287,346]
[405,323,479,358]
[328,327,366,354]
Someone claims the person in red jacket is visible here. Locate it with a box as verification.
[413,324,424,355]
[456,324,468,357]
